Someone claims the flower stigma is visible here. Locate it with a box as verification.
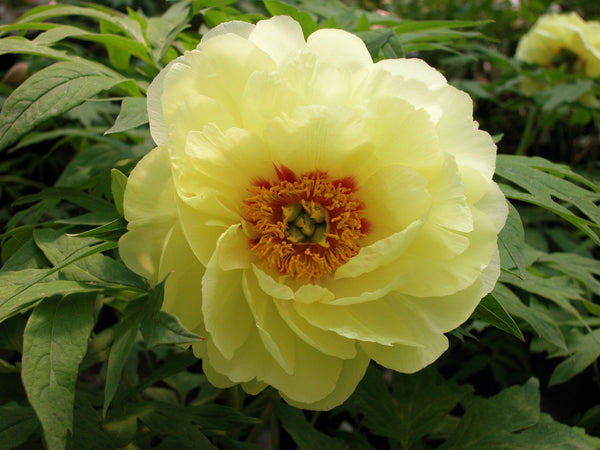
[241,165,368,281]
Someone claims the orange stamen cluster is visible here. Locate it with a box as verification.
[241,165,368,281]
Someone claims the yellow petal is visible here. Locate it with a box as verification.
[264,104,374,177]
[159,224,205,333]
[119,145,177,281]
[274,298,356,359]
[361,333,448,373]
[243,270,296,374]
[202,225,254,359]
[283,348,369,411]
[305,28,372,70]
[294,300,422,347]
[248,15,305,64]
[358,163,430,241]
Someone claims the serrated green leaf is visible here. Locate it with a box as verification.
[354,364,471,448]
[538,253,600,297]
[441,378,540,449]
[550,330,600,386]
[496,155,600,245]
[113,402,216,449]
[474,294,524,340]
[21,294,96,450]
[273,401,346,450]
[105,97,149,135]
[492,283,567,352]
[501,272,584,323]
[498,201,526,278]
[0,61,124,152]
[0,403,40,450]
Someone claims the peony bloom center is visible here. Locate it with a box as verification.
[241,165,367,281]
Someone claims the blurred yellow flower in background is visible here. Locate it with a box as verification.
[119,16,507,410]
[516,12,600,77]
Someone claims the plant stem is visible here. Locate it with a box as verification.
[516,106,538,156]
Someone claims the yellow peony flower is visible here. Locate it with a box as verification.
[119,16,507,410]
[515,12,600,77]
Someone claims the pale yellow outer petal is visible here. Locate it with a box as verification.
[158,224,205,333]
[283,348,370,411]
[361,333,448,374]
[305,28,372,70]
[119,145,177,282]
[202,225,254,360]
[248,16,305,64]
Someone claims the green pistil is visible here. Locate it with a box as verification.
[284,203,328,244]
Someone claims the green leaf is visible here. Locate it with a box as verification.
[505,413,600,449]
[33,228,146,290]
[103,298,146,416]
[21,294,96,450]
[126,402,216,449]
[0,314,26,352]
[273,401,346,450]
[501,272,584,322]
[263,1,319,38]
[111,169,128,217]
[70,391,118,450]
[16,4,144,43]
[355,30,395,59]
[549,329,600,386]
[354,364,471,449]
[113,350,198,409]
[0,268,104,323]
[496,155,600,245]
[394,19,492,33]
[146,2,190,63]
[498,201,526,278]
[473,294,524,340]
[537,253,600,297]
[140,280,201,348]
[105,97,149,135]
[0,238,49,273]
[492,283,567,352]
[0,61,124,152]
[67,217,128,242]
[540,79,594,111]
[0,36,72,60]
[142,311,202,348]
[0,403,40,450]
[441,378,540,449]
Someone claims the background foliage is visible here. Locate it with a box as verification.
[0,0,599,448]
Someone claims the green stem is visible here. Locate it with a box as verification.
[515,106,538,156]
[246,401,273,443]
